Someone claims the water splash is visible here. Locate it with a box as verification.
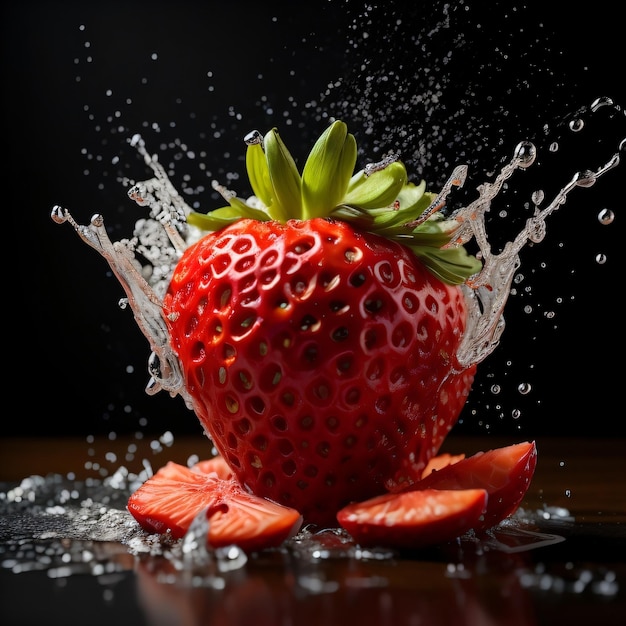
[166,507,249,586]
[51,133,197,410]
[454,134,621,367]
[51,97,623,397]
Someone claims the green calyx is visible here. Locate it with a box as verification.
[187,120,481,285]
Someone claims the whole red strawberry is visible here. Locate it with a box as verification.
[163,121,481,527]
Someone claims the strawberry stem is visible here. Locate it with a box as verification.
[186,120,482,285]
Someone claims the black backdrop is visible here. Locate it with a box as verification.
[3,1,624,438]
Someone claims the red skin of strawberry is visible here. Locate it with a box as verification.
[164,217,476,527]
[408,441,538,531]
[336,488,489,550]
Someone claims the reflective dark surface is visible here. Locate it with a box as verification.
[2,436,624,625]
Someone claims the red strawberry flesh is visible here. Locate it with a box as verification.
[409,441,538,530]
[337,488,488,549]
[127,461,302,552]
[420,452,466,478]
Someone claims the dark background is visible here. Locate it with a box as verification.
[3,1,624,439]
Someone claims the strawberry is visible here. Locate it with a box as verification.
[336,488,488,550]
[420,451,466,478]
[127,460,302,552]
[335,441,537,549]
[191,455,234,479]
[408,440,538,530]
[162,121,481,527]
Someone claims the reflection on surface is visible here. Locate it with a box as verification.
[135,534,538,626]
[0,505,619,626]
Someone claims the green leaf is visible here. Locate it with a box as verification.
[184,119,482,286]
[328,203,375,229]
[366,186,432,232]
[264,128,302,221]
[187,209,240,232]
[246,143,273,208]
[187,199,270,231]
[343,161,407,209]
[410,245,483,285]
[405,216,456,246]
[301,121,357,219]
[396,181,430,215]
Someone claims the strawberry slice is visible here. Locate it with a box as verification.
[421,452,466,478]
[337,488,488,549]
[412,441,538,530]
[127,461,303,552]
[191,455,234,479]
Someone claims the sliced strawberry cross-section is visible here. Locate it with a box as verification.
[337,488,488,550]
[127,460,302,553]
[411,441,538,530]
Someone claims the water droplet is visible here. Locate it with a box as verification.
[513,141,536,168]
[569,118,584,132]
[597,208,614,225]
[531,190,545,206]
[490,384,501,395]
[50,205,67,223]
[511,408,521,419]
[595,253,607,265]
[518,382,532,395]
[244,130,263,146]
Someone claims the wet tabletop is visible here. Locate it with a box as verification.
[1,435,625,626]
